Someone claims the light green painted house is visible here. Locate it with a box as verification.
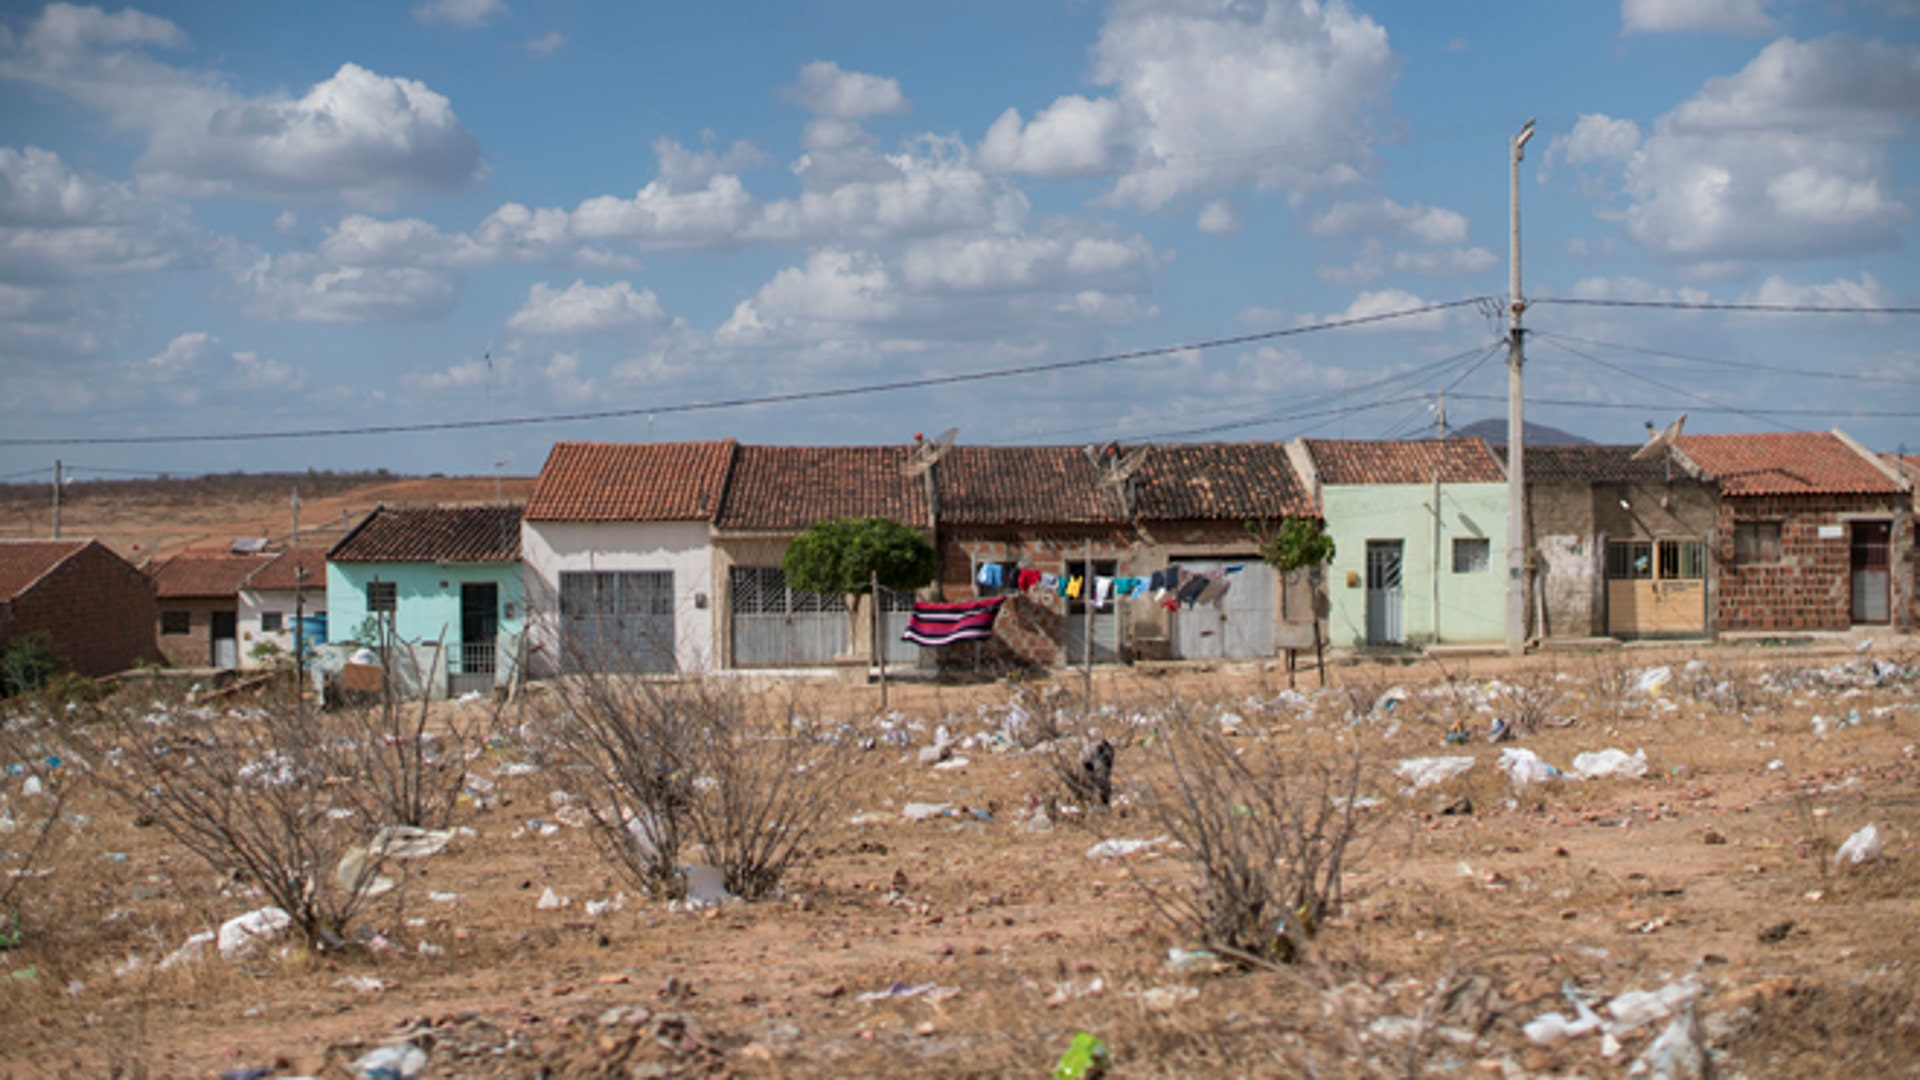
[327,504,524,696]
[1295,438,1509,649]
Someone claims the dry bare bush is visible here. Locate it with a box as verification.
[1496,666,1566,736]
[336,678,490,831]
[74,699,392,948]
[537,674,844,900]
[0,704,71,937]
[1128,707,1370,964]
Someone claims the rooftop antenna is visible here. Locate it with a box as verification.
[1632,412,1686,462]
[484,344,503,505]
[1099,443,1152,516]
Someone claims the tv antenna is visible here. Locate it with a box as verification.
[1631,412,1686,462]
[902,428,958,522]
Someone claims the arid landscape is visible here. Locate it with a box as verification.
[1,641,1916,1078]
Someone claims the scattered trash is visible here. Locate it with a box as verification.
[684,865,733,908]
[19,776,42,798]
[1835,824,1883,867]
[932,757,971,772]
[333,974,386,994]
[351,1041,428,1080]
[159,930,215,970]
[901,802,954,822]
[1395,756,1475,791]
[1606,977,1699,1034]
[1052,1031,1111,1080]
[1165,948,1227,974]
[536,887,570,910]
[427,890,461,903]
[584,895,625,917]
[856,980,960,1002]
[1133,984,1199,1010]
[1570,748,1649,780]
[1046,977,1106,1005]
[217,907,291,961]
[1631,1006,1706,1079]
[1497,747,1561,786]
[1635,667,1672,696]
[1086,836,1168,860]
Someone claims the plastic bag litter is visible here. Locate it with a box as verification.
[535,887,569,910]
[684,864,733,908]
[1631,1008,1706,1079]
[1835,824,1883,867]
[1052,1031,1111,1080]
[1087,836,1168,860]
[217,906,290,960]
[158,930,214,970]
[1395,756,1475,791]
[1635,667,1672,695]
[1606,977,1698,1033]
[1571,748,1649,780]
[352,1041,427,1080]
[901,802,954,822]
[1498,747,1562,786]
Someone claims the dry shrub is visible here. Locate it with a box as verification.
[1496,666,1565,736]
[538,674,844,900]
[0,703,71,936]
[1127,706,1371,963]
[74,699,392,948]
[336,684,491,830]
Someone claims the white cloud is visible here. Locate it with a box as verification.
[897,226,1156,294]
[1738,272,1885,308]
[1298,288,1456,333]
[718,249,898,346]
[542,352,598,404]
[1309,198,1468,244]
[240,252,461,323]
[1195,199,1241,235]
[232,349,305,390]
[414,0,508,28]
[141,329,211,381]
[1622,0,1773,35]
[1054,290,1155,324]
[749,137,1028,245]
[1392,247,1498,276]
[1,7,484,200]
[1567,276,1711,304]
[525,31,566,57]
[781,61,910,119]
[0,145,193,279]
[977,96,1124,177]
[1091,0,1398,211]
[653,136,769,189]
[1550,113,1642,165]
[1612,36,1919,264]
[506,279,665,336]
[570,174,759,249]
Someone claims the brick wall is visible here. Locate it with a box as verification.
[1714,493,1912,632]
[939,530,1134,667]
[0,542,162,678]
[154,597,234,668]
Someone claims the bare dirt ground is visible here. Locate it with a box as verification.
[2,641,1918,1079]
[0,475,533,562]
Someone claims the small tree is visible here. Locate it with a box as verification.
[1250,517,1336,687]
[783,517,937,663]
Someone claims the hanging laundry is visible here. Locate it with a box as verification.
[1094,576,1114,608]
[1197,577,1231,606]
[1040,573,1059,593]
[977,562,1003,589]
[1066,575,1084,600]
[1054,574,1069,597]
[1176,574,1209,607]
[1017,568,1040,592]
[1128,578,1151,599]
[902,597,1004,647]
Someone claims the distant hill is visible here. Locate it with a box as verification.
[1451,418,1592,447]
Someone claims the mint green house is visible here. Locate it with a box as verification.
[326,504,524,696]
[1295,439,1509,649]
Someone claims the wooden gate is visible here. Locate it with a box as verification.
[1606,538,1706,638]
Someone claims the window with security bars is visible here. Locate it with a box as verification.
[366,581,396,612]
[1606,541,1653,580]
[1659,539,1706,580]
[560,571,675,617]
[1733,522,1782,564]
[728,566,846,615]
[260,612,284,632]
[1451,537,1490,574]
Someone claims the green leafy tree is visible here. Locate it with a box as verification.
[1252,516,1336,575]
[784,518,937,665]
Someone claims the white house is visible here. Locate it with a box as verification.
[520,440,735,675]
[236,548,328,668]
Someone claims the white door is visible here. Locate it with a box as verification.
[1365,541,1404,646]
[1173,560,1276,659]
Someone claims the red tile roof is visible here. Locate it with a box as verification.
[150,552,275,598]
[934,446,1124,526]
[716,446,930,531]
[242,548,328,591]
[1674,432,1903,497]
[526,441,735,522]
[1130,442,1314,520]
[1303,438,1506,486]
[1494,444,1684,486]
[0,539,89,601]
[329,505,522,563]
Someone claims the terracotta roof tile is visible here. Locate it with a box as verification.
[1674,432,1902,497]
[242,548,328,591]
[1494,444,1682,486]
[934,446,1124,526]
[150,552,275,598]
[1130,442,1314,521]
[716,446,929,531]
[526,441,735,522]
[329,505,522,563]
[1304,438,1506,485]
[0,539,90,601]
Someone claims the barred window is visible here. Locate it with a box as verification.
[260,611,284,633]
[366,581,397,613]
[161,610,190,635]
[1451,538,1490,574]
[1733,522,1782,565]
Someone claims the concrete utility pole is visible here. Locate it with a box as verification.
[1506,118,1534,658]
[51,460,61,539]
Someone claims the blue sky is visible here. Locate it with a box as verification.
[2,0,1916,482]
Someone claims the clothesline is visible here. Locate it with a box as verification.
[974,561,1245,611]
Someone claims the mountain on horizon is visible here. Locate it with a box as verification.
[1450,418,1592,447]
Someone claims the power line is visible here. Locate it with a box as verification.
[1447,392,1920,420]
[1531,297,1920,315]
[1532,330,1920,385]
[0,297,1491,448]
[1533,337,1795,433]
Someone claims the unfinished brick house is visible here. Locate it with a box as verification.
[148,551,274,669]
[0,539,161,679]
[1673,431,1912,633]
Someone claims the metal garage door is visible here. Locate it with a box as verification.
[1173,560,1276,660]
[560,570,675,674]
[730,566,848,668]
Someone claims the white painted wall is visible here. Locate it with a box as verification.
[521,519,716,675]
[236,588,325,670]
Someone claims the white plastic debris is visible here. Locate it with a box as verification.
[1835,824,1883,867]
[1524,1010,1603,1044]
[1135,985,1199,1010]
[684,864,733,908]
[351,1042,428,1080]
[1497,747,1561,786]
[157,930,214,970]
[217,906,291,960]
[1087,836,1168,860]
[1631,1008,1706,1079]
[1635,667,1672,696]
[334,974,386,994]
[1606,978,1699,1034]
[536,887,569,910]
[900,802,954,822]
[1571,748,1649,780]
[19,776,42,798]
[931,757,971,771]
[1395,756,1476,791]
